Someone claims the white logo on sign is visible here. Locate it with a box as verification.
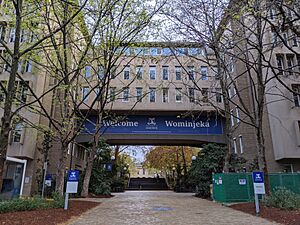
[147,118,156,126]
[70,172,76,178]
[256,174,261,180]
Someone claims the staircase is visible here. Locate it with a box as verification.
[127,177,169,190]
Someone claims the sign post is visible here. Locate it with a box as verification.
[64,170,79,210]
[252,172,265,215]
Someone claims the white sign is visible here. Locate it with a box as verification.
[253,183,266,194]
[45,180,52,187]
[239,179,246,185]
[66,181,78,193]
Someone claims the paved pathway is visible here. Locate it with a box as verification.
[68,191,279,225]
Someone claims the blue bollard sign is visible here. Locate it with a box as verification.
[67,170,79,182]
[252,172,265,194]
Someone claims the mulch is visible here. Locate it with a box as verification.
[87,193,115,198]
[0,200,100,225]
[230,202,300,225]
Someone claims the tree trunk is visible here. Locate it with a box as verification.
[55,143,68,195]
[81,150,94,197]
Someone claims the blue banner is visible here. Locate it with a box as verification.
[83,115,223,135]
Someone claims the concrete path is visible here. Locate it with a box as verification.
[68,191,279,225]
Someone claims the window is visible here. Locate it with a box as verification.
[212,66,220,80]
[276,54,284,75]
[124,65,130,80]
[136,66,143,80]
[188,66,195,80]
[272,31,278,44]
[230,109,234,127]
[82,87,89,102]
[25,60,32,73]
[233,138,237,154]
[236,107,240,123]
[110,66,116,79]
[216,88,222,103]
[189,88,195,103]
[109,87,116,102]
[286,55,294,76]
[0,81,7,102]
[283,32,288,46]
[202,88,208,102]
[150,48,158,56]
[12,123,23,143]
[162,48,171,56]
[123,87,129,102]
[0,25,6,41]
[149,88,156,102]
[188,48,198,56]
[84,66,91,78]
[16,81,29,103]
[9,28,15,42]
[135,48,143,56]
[175,66,181,80]
[201,66,208,80]
[292,84,300,107]
[233,86,237,96]
[136,87,143,102]
[162,88,169,103]
[149,66,156,80]
[176,48,186,56]
[162,66,169,80]
[228,86,232,98]
[98,65,104,79]
[143,48,150,55]
[20,29,28,43]
[95,88,101,101]
[228,58,234,73]
[175,88,182,102]
[239,135,244,154]
[292,36,298,47]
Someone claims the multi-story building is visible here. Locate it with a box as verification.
[0,2,54,198]
[223,0,300,172]
[77,42,224,147]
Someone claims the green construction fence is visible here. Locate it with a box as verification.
[212,173,300,203]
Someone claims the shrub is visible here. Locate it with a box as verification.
[0,192,65,213]
[264,187,300,210]
[93,182,111,195]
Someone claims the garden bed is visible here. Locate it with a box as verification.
[230,202,300,225]
[0,200,100,225]
[87,193,115,198]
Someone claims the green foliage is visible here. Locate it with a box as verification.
[188,144,227,198]
[88,146,112,195]
[264,187,300,210]
[93,182,111,196]
[228,154,247,172]
[0,192,64,213]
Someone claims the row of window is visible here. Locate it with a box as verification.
[122,47,206,57]
[84,65,220,81]
[0,81,29,104]
[276,54,300,76]
[272,29,299,47]
[233,135,244,154]
[0,26,38,43]
[82,86,223,104]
